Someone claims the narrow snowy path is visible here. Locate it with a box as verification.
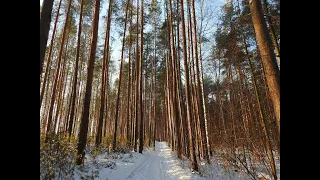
[125,141,204,180]
[80,141,206,180]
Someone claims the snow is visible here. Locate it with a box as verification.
[126,142,205,180]
[68,141,279,180]
[74,142,206,180]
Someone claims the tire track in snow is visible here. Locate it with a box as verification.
[159,154,167,180]
[159,156,164,180]
[125,153,151,179]
[125,142,204,180]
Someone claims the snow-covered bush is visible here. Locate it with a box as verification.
[40,132,77,180]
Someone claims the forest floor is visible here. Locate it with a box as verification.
[73,141,261,180]
[74,142,205,179]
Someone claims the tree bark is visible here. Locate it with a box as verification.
[126,10,133,143]
[40,0,63,109]
[240,24,278,179]
[96,0,113,147]
[191,0,210,163]
[248,0,280,137]
[179,0,198,171]
[113,0,130,150]
[262,0,280,63]
[68,0,84,138]
[45,0,73,142]
[76,0,101,165]
[134,0,140,152]
[138,0,144,154]
[40,0,54,76]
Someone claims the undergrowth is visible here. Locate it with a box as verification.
[40,133,135,180]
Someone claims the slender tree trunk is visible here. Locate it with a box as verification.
[54,38,70,133]
[103,46,111,138]
[240,25,278,179]
[134,0,140,152]
[40,0,63,109]
[74,37,86,137]
[153,20,157,151]
[130,66,136,146]
[138,0,144,153]
[187,0,201,161]
[76,0,100,165]
[41,59,53,133]
[68,0,84,138]
[179,0,198,171]
[126,13,133,142]
[248,0,280,137]
[40,0,54,76]
[65,69,74,133]
[113,0,130,150]
[176,1,187,158]
[191,0,209,163]
[45,0,73,142]
[96,0,113,147]
[58,51,72,133]
[168,0,182,159]
[148,76,152,147]
[131,54,137,147]
[262,0,280,63]
[248,51,278,180]
[198,0,210,158]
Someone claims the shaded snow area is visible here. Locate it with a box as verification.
[198,149,280,180]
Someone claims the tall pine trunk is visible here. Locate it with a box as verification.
[45,0,72,142]
[179,0,198,171]
[76,0,101,165]
[240,23,278,179]
[126,14,133,143]
[191,0,209,163]
[138,0,144,153]
[40,0,54,76]
[68,0,84,138]
[113,0,130,150]
[40,0,63,109]
[262,0,280,63]
[96,0,113,147]
[248,0,280,137]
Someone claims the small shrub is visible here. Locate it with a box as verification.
[40,132,77,180]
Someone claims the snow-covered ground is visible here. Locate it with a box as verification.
[69,141,279,180]
[74,141,206,180]
[126,142,206,180]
